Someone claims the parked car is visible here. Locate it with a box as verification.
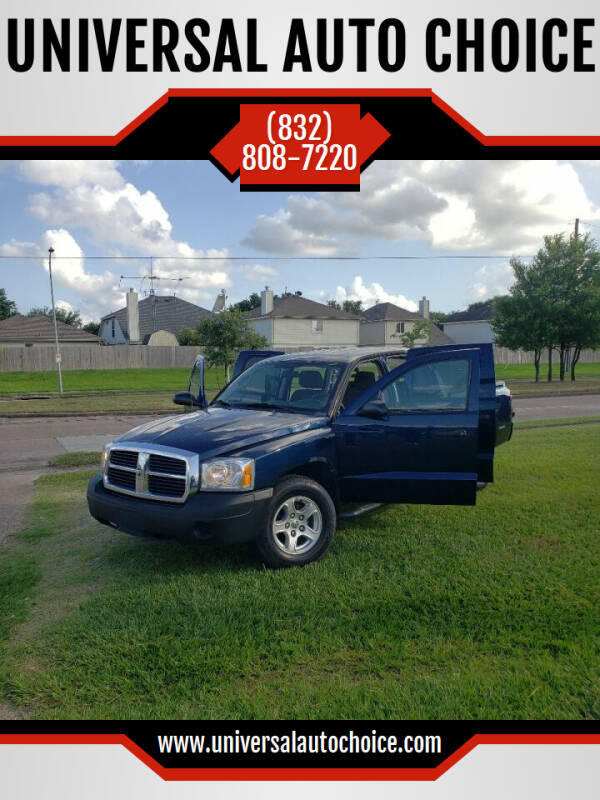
[87,345,513,568]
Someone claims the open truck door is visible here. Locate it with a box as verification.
[334,346,494,506]
[233,350,283,379]
[173,354,207,409]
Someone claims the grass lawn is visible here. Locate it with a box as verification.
[0,367,225,395]
[48,452,101,468]
[0,425,598,720]
[496,362,600,380]
[0,392,186,415]
[0,364,599,416]
[507,379,600,397]
[515,415,600,429]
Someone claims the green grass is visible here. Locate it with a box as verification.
[0,367,225,395]
[515,415,600,429]
[496,362,600,380]
[0,426,598,720]
[508,379,600,397]
[49,452,101,468]
[0,390,219,416]
[0,364,598,416]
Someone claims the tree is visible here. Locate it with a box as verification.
[493,294,548,382]
[275,290,302,301]
[0,288,17,320]
[83,321,100,336]
[327,299,363,314]
[395,319,430,347]
[342,299,363,315]
[27,305,82,328]
[176,326,196,346]
[494,233,600,382]
[231,292,261,313]
[429,311,447,325]
[177,309,268,381]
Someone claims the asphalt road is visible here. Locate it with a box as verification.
[514,393,600,421]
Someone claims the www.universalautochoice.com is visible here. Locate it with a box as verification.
[157,731,442,755]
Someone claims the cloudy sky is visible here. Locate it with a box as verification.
[1,159,600,322]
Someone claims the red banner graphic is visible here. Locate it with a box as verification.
[210,104,390,187]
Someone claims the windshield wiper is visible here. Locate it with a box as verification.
[237,401,281,410]
[212,399,233,408]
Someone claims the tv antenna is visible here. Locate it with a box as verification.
[118,258,191,332]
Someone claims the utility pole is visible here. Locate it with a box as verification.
[48,247,63,394]
[575,218,580,238]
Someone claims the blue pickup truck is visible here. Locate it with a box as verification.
[87,344,513,567]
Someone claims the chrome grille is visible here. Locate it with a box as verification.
[109,450,138,469]
[148,475,186,497]
[107,466,136,491]
[103,442,199,504]
[148,453,186,476]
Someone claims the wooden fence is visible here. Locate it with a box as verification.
[493,346,599,365]
[0,343,598,373]
[0,345,202,372]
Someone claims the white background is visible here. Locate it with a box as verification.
[0,744,598,799]
[2,1,600,136]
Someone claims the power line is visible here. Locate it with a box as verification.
[0,254,533,261]
[578,220,600,232]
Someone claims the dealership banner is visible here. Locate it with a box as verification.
[1,0,599,797]
[0,724,598,794]
[4,0,600,164]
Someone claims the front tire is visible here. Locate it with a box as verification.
[256,476,337,568]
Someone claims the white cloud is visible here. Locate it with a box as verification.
[242,160,600,256]
[1,230,125,322]
[19,160,124,189]
[238,264,279,280]
[14,160,231,310]
[467,263,513,302]
[0,238,41,258]
[334,275,418,311]
[243,207,346,256]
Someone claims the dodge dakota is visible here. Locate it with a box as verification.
[87,344,513,567]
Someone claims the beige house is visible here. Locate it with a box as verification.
[245,289,360,349]
[360,298,453,347]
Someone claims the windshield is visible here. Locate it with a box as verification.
[213,359,345,413]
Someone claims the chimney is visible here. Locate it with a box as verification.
[419,296,430,319]
[127,288,140,343]
[261,286,274,316]
[212,289,227,313]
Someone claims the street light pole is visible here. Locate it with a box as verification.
[48,247,63,394]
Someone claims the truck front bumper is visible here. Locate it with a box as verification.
[86,473,272,545]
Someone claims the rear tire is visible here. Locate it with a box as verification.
[256,475,337,568]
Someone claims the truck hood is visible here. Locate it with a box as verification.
[117,407,328,459]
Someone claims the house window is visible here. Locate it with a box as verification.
[111,318,115,337]
[396,322,405,333]
[312,319,323,333]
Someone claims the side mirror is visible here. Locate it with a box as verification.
[173,391,198,408]
[358,399,388,420]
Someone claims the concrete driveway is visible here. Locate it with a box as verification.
[0,414,159,542]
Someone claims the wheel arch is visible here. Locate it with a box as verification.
[280,459,340,510]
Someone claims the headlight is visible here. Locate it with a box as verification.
[201,458,254,491]
[100,444,112,470]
